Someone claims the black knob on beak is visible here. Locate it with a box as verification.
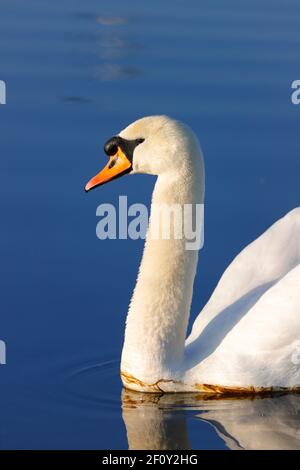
[104,137,120,156]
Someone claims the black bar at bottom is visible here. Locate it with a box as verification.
[0,450,297,466]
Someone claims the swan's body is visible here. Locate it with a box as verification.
[86,115,300,394]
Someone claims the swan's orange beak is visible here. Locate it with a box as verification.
[85,147,132,192]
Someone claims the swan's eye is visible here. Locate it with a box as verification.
[135,138,144,145]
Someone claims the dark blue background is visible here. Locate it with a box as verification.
[0,0,299,449]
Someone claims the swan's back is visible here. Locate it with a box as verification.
[185,208,300,388]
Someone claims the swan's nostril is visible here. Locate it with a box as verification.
[108,155,118,169]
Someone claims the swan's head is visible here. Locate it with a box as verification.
[85,115,202,191]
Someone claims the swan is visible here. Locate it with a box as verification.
[85,115,300,394]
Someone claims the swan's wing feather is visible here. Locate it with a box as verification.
[187,208,300,344]
[185,263,300,388]
[185,208,300,388]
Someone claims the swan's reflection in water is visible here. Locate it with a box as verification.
[122,391,300,450]
[122,390,191,450]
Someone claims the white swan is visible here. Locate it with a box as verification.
[85,115,300,394]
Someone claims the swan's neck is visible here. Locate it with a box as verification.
[121,162,204,383]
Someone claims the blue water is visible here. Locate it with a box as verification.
[0,0,300,449]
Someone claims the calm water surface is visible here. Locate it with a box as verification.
[0,0,300,449]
